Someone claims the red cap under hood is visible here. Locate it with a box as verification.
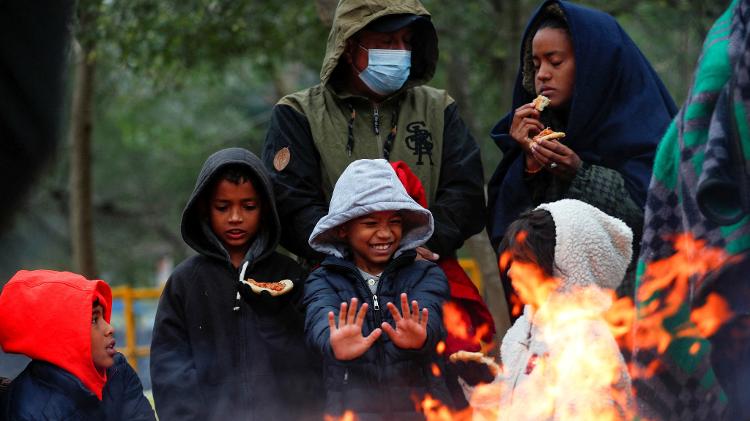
[0,270,112,399]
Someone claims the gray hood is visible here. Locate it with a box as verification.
[309,159,433,258]
[536,199,632,291]
[181,147,280,266]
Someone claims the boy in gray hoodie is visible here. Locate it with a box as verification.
[304,159,452,420]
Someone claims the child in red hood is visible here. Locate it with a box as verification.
[0,270,154,421]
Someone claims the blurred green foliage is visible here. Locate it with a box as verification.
[0,0,730,285]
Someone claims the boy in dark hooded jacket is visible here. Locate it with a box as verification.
[0,269,155,421]
[305,159,452,420]
[150,147,321,421]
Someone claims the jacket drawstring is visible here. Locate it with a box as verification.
[346,103,356,156]
[234,260,250,312]
[382,106,399,160]
[345,101,401,159]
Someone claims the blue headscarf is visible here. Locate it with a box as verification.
[487,0,678,251]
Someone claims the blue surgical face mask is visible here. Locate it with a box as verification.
[357,46,412,96]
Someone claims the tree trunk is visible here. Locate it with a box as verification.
[69,40,97,278]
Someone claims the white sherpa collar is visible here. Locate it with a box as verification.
[536,199,633,291]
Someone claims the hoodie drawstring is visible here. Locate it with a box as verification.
[234,260,250,312]
[346,103,356,156]
[382,107,399,161]
[345,102,400,159]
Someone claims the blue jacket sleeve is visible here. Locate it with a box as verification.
[303,269,341,362]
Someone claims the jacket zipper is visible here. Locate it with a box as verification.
[325,257,410,418]
[374,269,394,418]
[229,264,252,406]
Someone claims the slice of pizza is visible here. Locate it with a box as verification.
[449,350,501,377]
[245,278,293,296]
[532,127,565,143]
[531,94,550,111]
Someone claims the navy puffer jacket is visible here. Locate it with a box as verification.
[3,360,104,420]
[3,354,156,421]
[304,251,452,421]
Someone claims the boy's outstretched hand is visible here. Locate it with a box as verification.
[329,298,382,361]
[381,293,428,350]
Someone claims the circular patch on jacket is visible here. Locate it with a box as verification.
[273,147,291,171]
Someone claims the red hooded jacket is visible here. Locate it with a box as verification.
[0,270,112,399]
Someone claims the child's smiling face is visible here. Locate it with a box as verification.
[338,210,403,274]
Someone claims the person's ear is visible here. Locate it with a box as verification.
[337,223,349,239]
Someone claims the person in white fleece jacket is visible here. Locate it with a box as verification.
[459,199,634,421]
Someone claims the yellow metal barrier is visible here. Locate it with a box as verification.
[458,258,482,291]
[110,286,162,372]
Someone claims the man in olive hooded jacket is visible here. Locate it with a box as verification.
[262,0,486,265]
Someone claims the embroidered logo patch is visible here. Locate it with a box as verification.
[273,147,291,171]
[405,121,434,165]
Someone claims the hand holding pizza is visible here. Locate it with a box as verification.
[529,137,582,180]
[329,298,382,361]
[381,293,429,350]
[510,103,545,152]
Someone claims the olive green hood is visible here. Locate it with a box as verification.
[320,0,438,90]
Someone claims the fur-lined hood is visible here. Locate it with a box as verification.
[536,199,632,291]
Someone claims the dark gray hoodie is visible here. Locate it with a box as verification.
[150,148,322,421]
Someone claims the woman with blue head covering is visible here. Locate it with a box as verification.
[487,0,677,305]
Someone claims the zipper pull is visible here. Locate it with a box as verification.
[373,106,380,135]
[373,294,380,311]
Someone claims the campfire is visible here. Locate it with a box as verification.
[325,233,737,420]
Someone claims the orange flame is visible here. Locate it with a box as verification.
[431,363,441,377]
[324,410,357,421]
[498,252,559,311]
[456,233,738,421]
[633,234,736,358]
[442,301,471,340]
[442,302,495,354]
[683,293,733,338]
[412,394,472,421]
[328,234,738,421]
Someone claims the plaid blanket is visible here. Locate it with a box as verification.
[633,0,750,419]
